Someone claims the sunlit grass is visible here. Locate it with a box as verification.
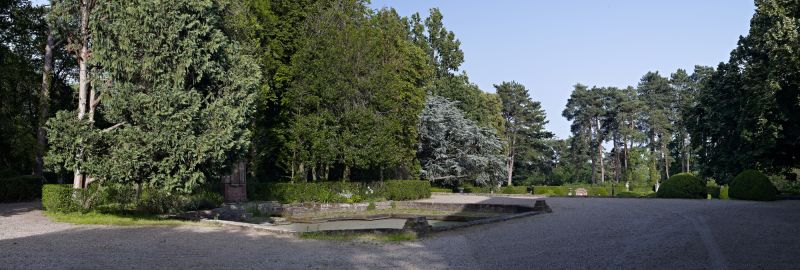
[44,211,207,226]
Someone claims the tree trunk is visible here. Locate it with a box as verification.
[74,0,91,190]
[323,164,330,180]
[36,24,54,179]
[506,153,514,186]
[589,125,597,184]
[380,167,384,181]
[311,164,317,182]
[661,138,669,179]
[297,162,305,182]
[595,118,604,183]
[343,165,350,181]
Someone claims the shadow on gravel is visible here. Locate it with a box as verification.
[0,223,452,269]
[0,201,40,217]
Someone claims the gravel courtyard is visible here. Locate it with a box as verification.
[2,196,799,270]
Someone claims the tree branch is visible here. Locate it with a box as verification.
[102,122,125,133]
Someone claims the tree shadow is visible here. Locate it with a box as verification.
[0,221,456,269]
[0,201,40,217]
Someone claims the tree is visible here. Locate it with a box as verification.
[282,1,430,181]
[46,0,260,195]
[495,81,552,186]
[637,72,674,184]
[417,95,507,187]
[687,0,800,183]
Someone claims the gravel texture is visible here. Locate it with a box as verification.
[2,196,799,269]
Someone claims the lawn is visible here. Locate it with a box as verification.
[44,211,210,226]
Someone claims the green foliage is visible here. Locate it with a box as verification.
[42,184,79,213]
[615,191,644,198]
[429,187,453,193]
[496,81,553,186]
[0,175,42,202]
[532,186,569,196]
[277,2,430,181]
[46,0,259,195]
[383,180,431,201]
[720,186,730,199]
[44,211,198,226]
[500,186,528,194]
[729,170,777,201]
[249,180,430,203]
[657,173,706,199]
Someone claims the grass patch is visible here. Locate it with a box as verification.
[299,231,416,242]
[44,211,205,226]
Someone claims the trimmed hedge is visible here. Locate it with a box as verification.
[42,184,80,212]
[532,186,610,197]
[249,180,431,203]
[729,170,777,201]
[501,186,528,194]
[430,187,453,193]
[616,191,643,198]
[384,180,431,200]
[657,173,706,199]
[1,176,42,202]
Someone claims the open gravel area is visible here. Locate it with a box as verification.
[2,196,799,269]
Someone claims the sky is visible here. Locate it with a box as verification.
[369,0,756,139]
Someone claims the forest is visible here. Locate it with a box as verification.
[1,0,798,199]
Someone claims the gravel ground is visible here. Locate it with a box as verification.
[2,196,799,269]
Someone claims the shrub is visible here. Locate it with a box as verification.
[42,184,80,213]
[707,180,721,199]
[1,176,42,202]
[501,186,528,194]
[533,186,569,196]
[136,188,190,214]
[729,170,777,201]
[249,180,430,203]
[367,202,376,211]
[383,180,431,200]
[657,173,706,199]
[588,187,609,196]
[430,187,453,193]
[615,191,642,198]
[185,190,224,211]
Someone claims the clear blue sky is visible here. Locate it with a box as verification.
[369,0,755,139]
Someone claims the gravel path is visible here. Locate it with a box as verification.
[2,197,799,269]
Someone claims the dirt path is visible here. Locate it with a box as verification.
[2,198,799,269]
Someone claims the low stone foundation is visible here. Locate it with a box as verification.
[238,199,549,219]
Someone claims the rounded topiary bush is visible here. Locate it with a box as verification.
[729,170,777,201]
[657,173,706,199]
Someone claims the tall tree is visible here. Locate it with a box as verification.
[46,0,260,194]
[495,81,551,186]
[417,95,506,187]
[637,72,674,183]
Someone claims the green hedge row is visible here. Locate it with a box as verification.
[501,186,528,194]
[385,180,431,200]
[0,176,42,202]
[249,180,431,204]
[532,186,609,196]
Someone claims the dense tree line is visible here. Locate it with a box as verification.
[557,0,799,186]
[3,0,795,198]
